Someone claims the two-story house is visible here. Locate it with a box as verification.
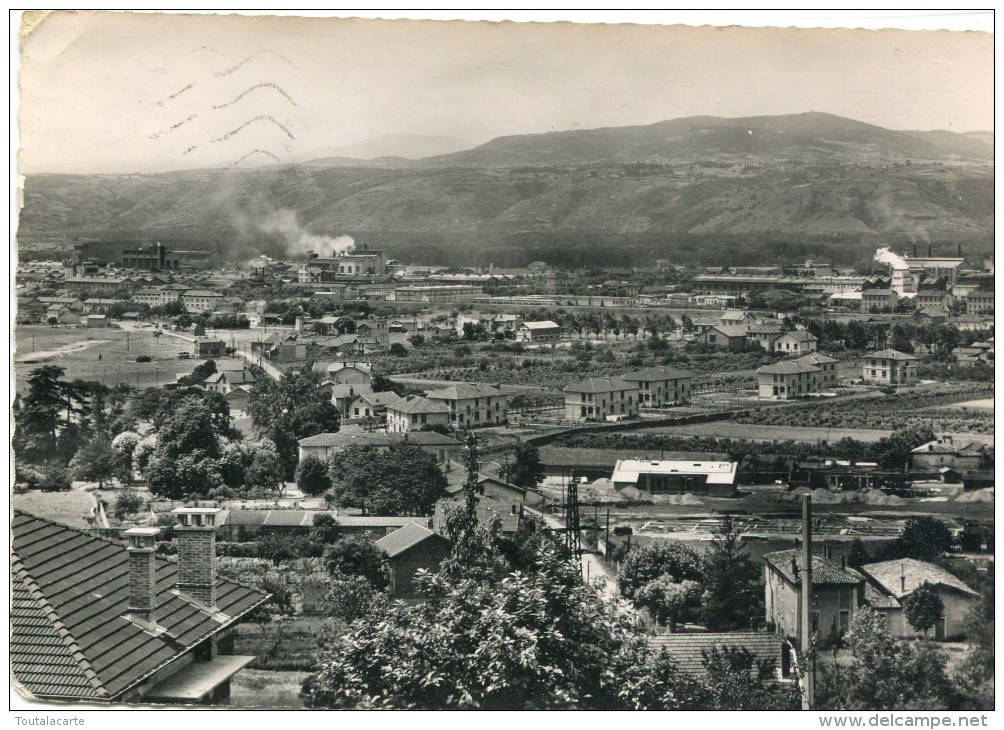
[793,353,839,390]
[861,349,917,388]
[424,383,509,429]
[515,320,562,343]
[563,377,639,422]
[385,395,452,433]
[620,366,692,407]
[756,359,822,400]
[773,330,818,356]
[764,549,864,645]
[325,361,373,385]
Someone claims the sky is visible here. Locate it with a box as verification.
[14,10,995,174]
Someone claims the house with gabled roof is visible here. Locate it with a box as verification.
[648,632,795,682]
[763,549,864,645]
[773,329,818,356]
[563,377,638,422]
[620,366,692,407]
[855,558,979,640]
[297,428,462,464]
[325,361,372,385]
[515,320,562,343]
[747,321,784,351]
[344,391,401,425]
[386,394,451,433]
[696,325,749,350]
[374,523,450,599]
[793,352,839,390]
[11,509,268,705]
[756,359,822,400]
[909,435,992,472]
[425,382,509,429]
[862,349,918,388]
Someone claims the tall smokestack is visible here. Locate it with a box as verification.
[928,243,932,258]
[913,242,917,258]
[124,526,161,624]
[958,243,963,258]
[173,507,220,609]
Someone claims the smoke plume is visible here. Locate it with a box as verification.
[257,209,355,257]
[873,246,909,270]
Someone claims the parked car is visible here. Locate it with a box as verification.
[178,351,191,359]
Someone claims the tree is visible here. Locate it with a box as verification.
[872,425,936,471]
[247,367,341,479]
[245,440,284,495]
[323,572,390,623]
[328,443,447,515]
[462,321,487,341]
[903,582,945,636]
[505,440,545,489]
[13,365,65,462]
[177,359,217,387]
[893,517,954,561]
[389,343,408,357]
[145,397,225,499]
[110,431,141,484]
[303,539,682,710]
[817,605,950,710]
[680,314,696,335]
[113,488,144,521]
[957,564,993,708]
[618,542,704,626]
[701,517,764,631]
[697,646,802,711]
[295,453,332,495]
[407,334,425,347]
[323,536,389,588]
[69,435,116,487]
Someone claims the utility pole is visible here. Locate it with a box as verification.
[801,493,814,711]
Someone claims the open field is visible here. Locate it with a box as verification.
[933,398,993,411]
[14,325,195,393]
[12,488,96,528]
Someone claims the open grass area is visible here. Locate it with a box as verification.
[12,488,96,528]
[14,325,194,393]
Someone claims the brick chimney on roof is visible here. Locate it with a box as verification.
[124,526,161,624]
[172,507,221,609]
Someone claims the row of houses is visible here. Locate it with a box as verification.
[563,365,693,422]
[764,551,979,642]
[755,348,919,400]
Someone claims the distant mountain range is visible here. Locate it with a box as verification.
[299,133,474,164]
[18,113,994,268]
[417,112,992,167]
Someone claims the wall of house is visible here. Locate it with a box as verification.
[388,539,451,599]
[765,569,859,644]
[887,588,978,640]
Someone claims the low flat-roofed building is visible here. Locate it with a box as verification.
[611,459,738,497]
